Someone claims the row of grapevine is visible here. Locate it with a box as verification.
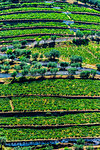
[0,13,70,20]
[12,96,100,111]
[0,126,99,141]
[69,14,100,23]
[0,29,73,37]
[0,79,100,96]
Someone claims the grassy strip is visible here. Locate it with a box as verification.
[69,14,100,23]
[1,22,67,29]
[0,2,52,10]
[0,13,70,20]
[0,7,62,14]
[0,113,99,125]
[1,5,100,15]
[63,6,100,13]
[70,23,100,30]
[0,126,99,140]
[0,79,100,96]
[12,96,100,111]
[0,29,74,37]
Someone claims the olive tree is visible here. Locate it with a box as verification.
[45,49,60,60]
[50,68,58,77]
[1,47,7,52]
[96,64,100,71]
[60,62,69,70]
[30,69,38,77]
[21,69,29,77]
[0,137,6,150]
[91,70,96,79]
[80,71,90,78]
[70,55,82,64]
[47,62,57,69]
[37,68,47,77]
[11,71,17,80]
[32,53,39,61]
[68,68,77,78]
[34,63,42,69]
[76,30,84,39]
[2,65,11,73]
[71,62,82,68]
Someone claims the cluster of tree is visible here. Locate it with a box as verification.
[76,30,100,39]
[0,45,99,80]
[74,30,100,45]
[44,49,60,60]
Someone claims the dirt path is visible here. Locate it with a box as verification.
[10,100,14,112]
[87,49,98,59]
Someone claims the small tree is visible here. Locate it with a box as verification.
[1,47,7,52]
[23,64,30,71]
[50,68,58,77]
[4,61,9,65]
[47,62,57,69]
[26,50,31,58]
[3,65,11,73]
[20,56,29,63]
[96,31,100,37]
[9,53,16,62]
[49,49,60,60]
[14,65,21,73]
[0,137,6,150]
[45,49,60,60]
[91,70,96,79]
[45,145,53,150]
[37,68,47,78]
[74,139,85,150]
[40,54,43,60]
[96,64,100,71]
[51,35,56,41]
[34,63,42,69]
[30,69,38,77]
[21,69,29,77]
[76,30,84,39]
[7,49,13,55]
[14,49,22,57]
[68,68,77,78]
[74,144,84,150]
[0,56,7,63]
[32,61,37,65]
[11,71,17,80]
[77,139,85,145]
[71,62,82,68]
[60,62,69,70]
[70,55,82,63]
[20,62,26,69]
[80,71,90,79]
[21,40,27,48]
[32,53,39,61]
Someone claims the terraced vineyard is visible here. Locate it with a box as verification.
[0,1,100,43]
[0,1,100,149]
[0,79,99,141]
